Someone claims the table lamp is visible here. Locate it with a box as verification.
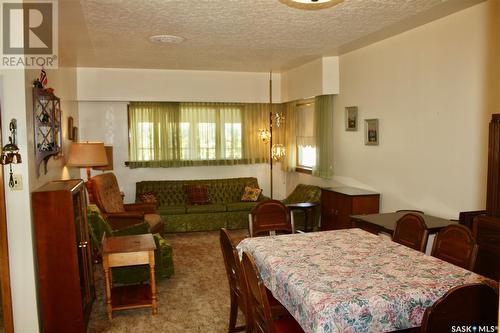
[66,142,108,181]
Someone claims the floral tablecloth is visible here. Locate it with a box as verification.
[236,229,494,333]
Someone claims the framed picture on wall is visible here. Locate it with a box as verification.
[364,119,379,145]
[345,106,358,131]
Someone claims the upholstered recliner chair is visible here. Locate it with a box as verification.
[87,205,174,283]
[90,173,164,234]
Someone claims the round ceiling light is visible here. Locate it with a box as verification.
[279,0,344,10]
[149,34,185,44]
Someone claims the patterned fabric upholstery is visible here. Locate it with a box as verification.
[184,185,210,205]
[92,173,125,213]
[136,177,261,206]
[282,184,321,204]
[87,204,174,283]
[135,177,266,232]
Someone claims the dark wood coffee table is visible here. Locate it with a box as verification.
[286,202,319,232]
[102,234,157,319]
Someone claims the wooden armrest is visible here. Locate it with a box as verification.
[125,202,157,213]
[104,211,145,220]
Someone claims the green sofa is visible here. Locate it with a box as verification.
[87,204,174,284]
[282,184,321,231]
[135,177,268,233]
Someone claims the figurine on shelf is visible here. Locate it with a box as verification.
[33,79,43,88]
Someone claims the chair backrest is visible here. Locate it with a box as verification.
[392,213,429,252]
[431,224,478,270]
[249,200,293,237]
[420,283,499,333]
[396,209,424,214]
[219,229,246,310]
[241,252,275,333]
[91,173,125,213]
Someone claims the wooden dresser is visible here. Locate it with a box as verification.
[321,187,380,230]
[32,180,94,333]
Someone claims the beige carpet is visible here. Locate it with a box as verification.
[88,230,246,333]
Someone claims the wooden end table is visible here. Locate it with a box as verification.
[286,202,319,232]
[102,234,158,319]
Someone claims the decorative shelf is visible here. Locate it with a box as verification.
[33,88,62,176]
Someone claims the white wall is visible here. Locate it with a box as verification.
[288,1,498,219]
[78,101,287,201]
[0,67,79,333]
[281,57,340,102]
[0,69,40,333]
[77,68,281,104]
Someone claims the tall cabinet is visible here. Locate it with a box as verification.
[321,187,380,230]
[32,180,94,333]
[473,114,500,280]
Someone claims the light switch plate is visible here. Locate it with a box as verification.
[11,174,22,191]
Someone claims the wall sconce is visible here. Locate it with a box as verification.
[274,112,285,128]
[272,144,286,161]
[0,119,22,188]
[258,129,271,144]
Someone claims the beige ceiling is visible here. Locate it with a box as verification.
[59,0,484,72]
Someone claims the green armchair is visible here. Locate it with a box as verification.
[87,204,174,284]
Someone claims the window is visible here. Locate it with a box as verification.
[128,102,267,168]
[296,102,316,169]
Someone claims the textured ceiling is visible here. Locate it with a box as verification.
[59,0,484,72]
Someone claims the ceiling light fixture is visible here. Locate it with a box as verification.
[149,34,185,44]
[279,0,343,10]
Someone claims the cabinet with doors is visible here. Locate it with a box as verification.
[32,179,94,333]
[321,187,380,230]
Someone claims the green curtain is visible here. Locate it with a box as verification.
[128,102,180,166]
[281,101,297,172]
[312,95,334,178]
[242,103,271,164]
[128,101,268,168]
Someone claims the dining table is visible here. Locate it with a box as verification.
[236,228,494,333]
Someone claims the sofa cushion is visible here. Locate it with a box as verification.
[184,185,210,205]
[186,204,226,214]
[158,205,186,215]
[226,201,260,212]
[241,186,262,202]
[138,191,158,204]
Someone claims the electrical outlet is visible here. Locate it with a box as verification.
[11,174,22,191]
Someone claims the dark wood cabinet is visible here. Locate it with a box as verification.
[473,216,500,280]
[321,187,380,230]
[32,179,94,333]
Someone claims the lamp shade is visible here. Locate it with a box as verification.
[66,142,108,167]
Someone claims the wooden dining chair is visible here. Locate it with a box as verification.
[241,251,304,333]
[431,224,478,270]
[396,209,424,214]
[219,229,289,333]
[420,283,499,333]
[249,200,294,237]
[392,213,429,252]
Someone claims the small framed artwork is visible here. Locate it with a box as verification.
[67,116,74,140]
[364,119,379,145]
[72,127,78,142]
[345,106,358,131]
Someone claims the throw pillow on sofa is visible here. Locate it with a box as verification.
[184,185,211,205]
[241,186,262,202]
[138,191,158,203]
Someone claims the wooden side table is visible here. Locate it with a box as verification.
[286,202,319,232]
[102,234,158,319]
